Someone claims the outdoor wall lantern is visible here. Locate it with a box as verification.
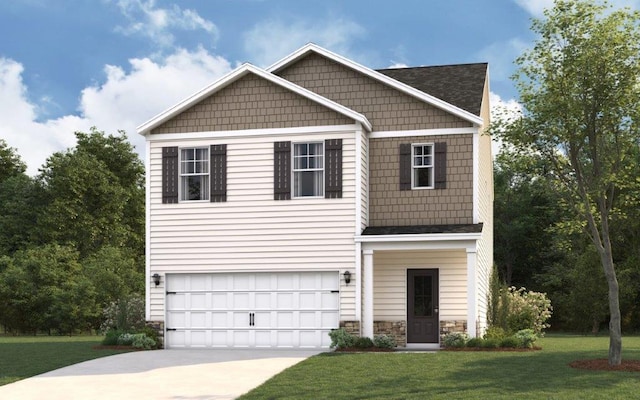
[343,271,352,285]
[152,273,161,287]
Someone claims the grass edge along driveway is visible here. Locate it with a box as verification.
[0,336,132,386]
[240,335,640,400]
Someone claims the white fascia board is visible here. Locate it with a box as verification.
[359,239,478,253]
[355,232,482,243]
[370,127,478,139]
[145,124,358,142]
[137,63,372,136]
[268,43,483,127]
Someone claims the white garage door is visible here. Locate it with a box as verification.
[165,272,340,349]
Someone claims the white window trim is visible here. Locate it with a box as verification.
[411,143,435,190]
[179,146,210,202]
[292,141,325,199]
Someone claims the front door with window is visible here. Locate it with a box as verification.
[407,269,439,343]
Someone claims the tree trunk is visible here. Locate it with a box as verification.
[600,247,622,365]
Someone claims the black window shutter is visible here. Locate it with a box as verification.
[210,144,227,202]
[162,146,179,204]
[325,139,343,199]
[274,141,291,200]
[434,142,447,189]
[399,143,412,191]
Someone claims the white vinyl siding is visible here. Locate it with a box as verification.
[372,250,467,321]
[148,132,357,321]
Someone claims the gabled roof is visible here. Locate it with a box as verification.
[377,63,488,116]
[268,43,484,126]
[137,63,372,136]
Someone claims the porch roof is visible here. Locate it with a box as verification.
[361,223,483,236]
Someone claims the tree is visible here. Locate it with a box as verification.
[493,150,564,287]
[495,0,640,365]
[0,245,98,334]
[0,139,26,183]
[38,128,145,259]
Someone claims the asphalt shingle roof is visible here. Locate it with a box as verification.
[362,223,483,236]
[377,63,488,116]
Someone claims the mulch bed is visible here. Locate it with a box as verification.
[443,346,542,352]
[334,347,395,352]
[569,359,640,372]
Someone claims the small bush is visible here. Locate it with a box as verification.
[102,329,122,345]
[466,337,485,348]
[329,328,356,349]
[500,336,522,348]
[482,338,501,348]
[140,326,160,347]
[514,329,538,348]
[117,333,135,346]
[442,332,469,348]
[354,336,374,348]
[373,334,396,349]
[132,333,156,350]
[484,326,507,341]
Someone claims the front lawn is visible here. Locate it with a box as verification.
[240,335,640,399]
[0,336,133,386]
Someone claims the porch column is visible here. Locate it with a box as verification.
[466,248,478,338]
[363,249,374,338]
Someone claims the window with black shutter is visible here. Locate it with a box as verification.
[400,141,447,190]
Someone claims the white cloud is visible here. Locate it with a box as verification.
[112,0,218,48]
[515,0,640,17]
[489,91,523,156]
[243,16,366,67]
[386,63,409,69]
[0,48,232,175]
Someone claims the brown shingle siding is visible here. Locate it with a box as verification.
[151,73,353,134]
[368,135,474,226]
[276,53,472,132]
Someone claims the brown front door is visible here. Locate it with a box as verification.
[407,269,439,343]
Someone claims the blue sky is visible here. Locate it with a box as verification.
[1,0,638,174]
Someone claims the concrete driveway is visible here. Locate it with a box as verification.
[0,348,322,400]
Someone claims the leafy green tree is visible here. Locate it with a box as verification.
[0,245,98,334]
[0,139,26,183]
[493,150,564,287]
[38,128,145,259]
[0,174,45,255]
[495,0,640,364]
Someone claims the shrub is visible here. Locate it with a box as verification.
[483,326,507,341]
[329,328,356,349]
[482,338,501,348]
[489,284,552,336]
[102,329,122,345]
[117,333,135,346]
[442,332,469,348]
[466,337,485,348]
[132,333,156,350]
[500,336,522,348]
[100,294,146,334]
[354,336,374,349]
[373,334,397,349]
[140,325,160,346]
[514,329,538,348]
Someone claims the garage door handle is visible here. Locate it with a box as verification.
[249,313,254,326]
[166,328,177,331]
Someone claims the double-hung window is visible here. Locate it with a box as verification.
[293,142,324,197]
[412,143,434,189]
[180,147,209,201]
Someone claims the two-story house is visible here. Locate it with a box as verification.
[138,44,493,349]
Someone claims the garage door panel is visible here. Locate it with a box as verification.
[166,272,340,348]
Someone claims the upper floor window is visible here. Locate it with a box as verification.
[293,142,324,197]
[180,147,209,201]
[412,143,434,189]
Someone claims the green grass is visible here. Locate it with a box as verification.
[0,336,133,386]
[240,335,640,399]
